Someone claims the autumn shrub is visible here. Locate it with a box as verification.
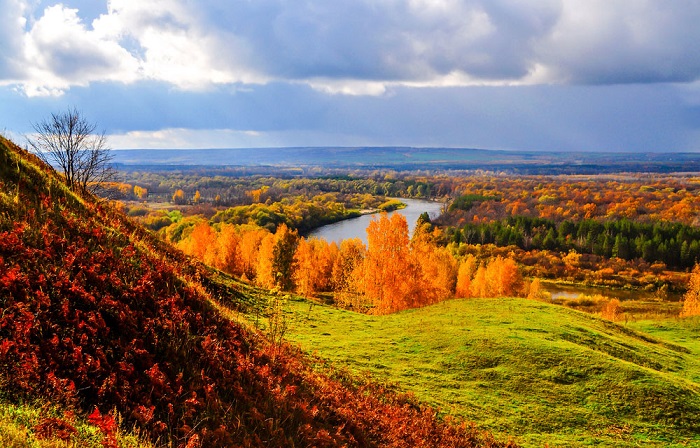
[601,299,625,322]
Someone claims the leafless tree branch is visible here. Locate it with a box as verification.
[27,107,115,195]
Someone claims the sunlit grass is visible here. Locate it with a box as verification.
[0,399,154,448]
[283,296,700,447]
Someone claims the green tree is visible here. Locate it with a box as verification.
[272,224,299,291]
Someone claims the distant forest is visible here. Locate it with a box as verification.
[111,147,700,174]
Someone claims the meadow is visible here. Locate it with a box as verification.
[281,296,700,447]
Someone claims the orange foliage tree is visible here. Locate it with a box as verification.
[363,213,418,313]
[411,224,457,304]
[467,256,523,298]
[331,238,367,309]
[681,264,700,317]
[294,238,338,297]
[455,255,477,298]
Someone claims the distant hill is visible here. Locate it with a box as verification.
[112,147,700,174]
[0,136,515,447]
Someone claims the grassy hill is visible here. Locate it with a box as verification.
[284,296,700,447]
[0,135,515,447]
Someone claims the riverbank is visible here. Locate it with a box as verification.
[307,198,444,245]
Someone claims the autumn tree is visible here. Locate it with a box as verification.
[412,224,457,305]
[292,238,339,296]
[456,255,477,298]
[526,278,549,301]
[470,265,489,298]
[257,224,298,291]
[467,256,522,298]
[29,107,114,194]
[332,238,367,308]
[363,213,417,313]
[133,185,148,199]
[294,238,318,297]
[178,221,218,267]
[217,223,242,275]
[172,189,186,205]
[256,233,276,289]
[681,264,700,317]
[239,226,269,282]
[486,256,522,297]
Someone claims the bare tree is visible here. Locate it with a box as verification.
[28,107,114,194]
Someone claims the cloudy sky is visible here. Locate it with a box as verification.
[1,0,700,152]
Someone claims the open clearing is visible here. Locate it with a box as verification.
[284,297,700,447]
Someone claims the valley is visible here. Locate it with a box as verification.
[1,138,700,447]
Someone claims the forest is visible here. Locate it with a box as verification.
[111,167,700,304]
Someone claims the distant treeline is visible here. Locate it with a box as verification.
[446,216,700,269]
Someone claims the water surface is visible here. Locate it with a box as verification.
[307,198,444,245]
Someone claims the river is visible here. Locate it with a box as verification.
[307,198,444,245]
[543,282,680,302]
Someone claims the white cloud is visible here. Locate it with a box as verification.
[0,0,32,79]
[3,0,700,97]
[19,4,140,96]
[109,128,264,149]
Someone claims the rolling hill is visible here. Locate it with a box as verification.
[284,296,700,447]
[0,136,515,447]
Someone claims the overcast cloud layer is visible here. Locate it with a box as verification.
[1,0,700,151]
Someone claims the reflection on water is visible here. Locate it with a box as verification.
[307,198,444,246]
[542,283,679,302]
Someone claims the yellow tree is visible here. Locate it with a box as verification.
[256,233,276,289]
[239,226,268,282]
[494,256,522,297]
[470,265,489,298]
[364,213,415,313]
[178,221,218,267]
[411,226,456,305]
[294,237,317,297]
[315,240,339,292]
[172,189,186,204]
[456,255,477,298]
[217,223,242,275]
[601,298,625,322]
[527,278,544,300]
[332,238,366,298]
[681,264,700,317]
[133,185,148,199]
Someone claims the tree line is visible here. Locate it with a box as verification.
[446,216,700,269]
[176,213,527,314]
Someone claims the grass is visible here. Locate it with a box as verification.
[0,399,154,448]
[282,296,700,447]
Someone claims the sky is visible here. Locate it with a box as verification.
[1,0,700,152]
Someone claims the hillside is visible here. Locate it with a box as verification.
[0,136,515,447]
[284,296,700,447]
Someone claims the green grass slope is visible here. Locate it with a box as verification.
[284,297,700,447]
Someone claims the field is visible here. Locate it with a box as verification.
[282,296,700,447]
